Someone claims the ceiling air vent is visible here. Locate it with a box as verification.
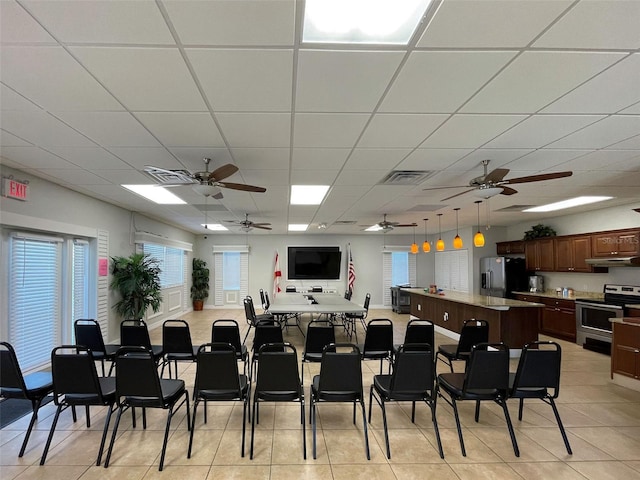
[333,220,357,225]
[195,204,228,212]
[380,170,435,185]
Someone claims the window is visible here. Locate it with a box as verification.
[223,252,241,290]
[9,234,63,371]
[143,244,184,288]
[72,239,90,323]
[391,252,409,286]
[212,245,249,306]
[435,250,469,292]
[382,249,416,306]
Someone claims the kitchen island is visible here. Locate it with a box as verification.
[405,289,543,349]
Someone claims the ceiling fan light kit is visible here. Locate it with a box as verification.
[436,213,445,252]
[453,208,463,249]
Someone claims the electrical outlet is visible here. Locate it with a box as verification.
[444,312,449,322]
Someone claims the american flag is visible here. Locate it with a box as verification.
[347,245,356,293]
[273,250,281,297]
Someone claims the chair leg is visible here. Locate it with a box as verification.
[450,398,466,457]
[311,399,317,459]
[474,400,481,422]
[100,358,106,377]
[242,325,252,344]
[241,396,248,457]
[518,398,524,420]
[380,398,390,459]
[188,399,200,458]
[301,399,307,460]
[96,404,116,466]
[250,398,258,459]
[428,398,445,459]
[158,408,173,471]
[367,386,374,423]
[549,397,572,455]
[104,405,125,468]
[18,397,43,457]
[499,399,520,457]
[359,399,370,460]
[86,405,91,428]
[40,404,64,465]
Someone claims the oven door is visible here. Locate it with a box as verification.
[576,301,623,334]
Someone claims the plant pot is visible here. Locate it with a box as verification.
[193,299,204,311]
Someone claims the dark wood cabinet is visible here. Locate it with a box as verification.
[525,238,555,272]
[496,240,525,255]
[629,308,640,318]
[592,229,640,257]
[554,235,593,272]
[513,294,576,342]
[612,322,640,379]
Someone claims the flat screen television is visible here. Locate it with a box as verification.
[287,246,341,280]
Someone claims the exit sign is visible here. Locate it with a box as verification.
[2,178,29,201]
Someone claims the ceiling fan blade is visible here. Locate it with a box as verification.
[441,188,475,201]
[395,223,418,227]
[500,186,518,195]
[484,168,510,183]
[504,171,573,185]
[423,185,468,191]
[218,182,267,193]
[251,222,271,226]
[253,225,272,230]
[208,163,239,182]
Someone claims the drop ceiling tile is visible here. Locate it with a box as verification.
[232,148,290,170]
[561,150,640,171]
[70,47,206,111]
[548,115,640,149]
[334,169,391,187]
[106,147,178,170]
[292,148,350,170]
[543,54,640,114]
[167,148,232,172]
[358,114,448,148]
[163,0,295,46]
[136,112,224,147]
[290,169,339,185]
[55,112,161,147]
[421,115,526,148]
[238,169,288,187]
[345,149,413,170]
[503,149,589,170]
[215,113,291,148]
[606,134,640,150]
[1,130,32,147]
[293,114,370,148]
[187,49,293,112]
[0,146,78,169]
[92,169,156,185]
[23,0,173,44]
[396,149,473,170]
[0,85,42,112]
[295,50,404,112]
[1,110,95,147]
[46,147,131,169]
[0,0,56,44]
[485,115,605,148]
[621,102,640,114]
[418,0,572,48]
[533,0,640,49]
[1,46,122,111]
[380,51,516,113]
[461,52,625,114]
[37,168,111,185]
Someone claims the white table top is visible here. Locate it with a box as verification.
[269,292,366,315]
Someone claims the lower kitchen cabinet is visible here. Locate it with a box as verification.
[513,294,576,342]
[612,321,640,379]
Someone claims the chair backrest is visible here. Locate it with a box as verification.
[344,290,352,301]
[259,289,267,309]
[463,343,510,393]
[362,293,371,318]
[243,297,256,324]
[362,318,394,352]
[311,286,323,293]
[304,320,336,356]
[403,319,434,348]
[512,341,562,397]
[456,319,489,355]
[254,343,301,395]
[120,319,153,350]
[74,319,107,354]
[390,344,435,395]
[0,342,27,394]
[286,285,296,293]
[264,292,271,310]
[194,343,242,395]
[317,343,363,398]
[162,319,194,354]
[50,345,103,404]
[114,347,164,406]
[252,323,284,354]
[211,319,243,351]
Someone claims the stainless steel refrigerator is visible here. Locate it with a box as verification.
[480,256,526,298]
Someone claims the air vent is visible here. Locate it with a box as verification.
[333,220,357,225]
[495,205,535,212]
[195,204,228,212]
[380,170,435,185]
[144,169,193,185]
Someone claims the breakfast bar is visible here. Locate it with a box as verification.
[404,289,543,349]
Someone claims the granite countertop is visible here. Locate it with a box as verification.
[404,288,544,311]
[627,304,640,309]
[511,290,605,302]
[611,317,640,326]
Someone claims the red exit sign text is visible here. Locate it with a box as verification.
[2,178,29,201]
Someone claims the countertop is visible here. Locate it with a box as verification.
[404,289,544,311]
[511,290,605,301]
[610,317,640,326]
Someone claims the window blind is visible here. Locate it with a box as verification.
[143,243,184,288]
[72,239,90,326]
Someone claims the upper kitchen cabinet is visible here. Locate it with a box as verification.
[555,235,593,273]
[525,238,554,272]
[496,240,525,255]
[592,229,640,257]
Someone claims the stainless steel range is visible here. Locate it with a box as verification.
[575,284,640,354]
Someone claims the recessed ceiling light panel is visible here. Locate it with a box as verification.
[523,196,612,213]
[122,185,186,204]
[288,224,309,232]
[290,185,330,205]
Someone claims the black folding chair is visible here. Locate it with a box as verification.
[160,319,198,378]
[359,318,394,374]
[250,321,284,381]
[243,296,275,344]
[211,319,249,375]
[189,343,250,458]
[120,319,164,364]
[40,345,117,466]
[301,319,336,383]
[437,342,519,457]
[250,343,305,460]
[369,343,443,459]
[510,341,572,454]
[0,341,53,457]
[436,319,489,372]
[74,318,120,376]
[104,347,191,471]
[343,293,370,343]
[311,343,370,460]
[392,319,434,362]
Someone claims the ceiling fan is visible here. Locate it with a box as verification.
[143,157,267,199]
[362,214,417,232]
[423,159,573,201]
[224,213,272,232]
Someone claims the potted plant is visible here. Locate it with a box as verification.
[523,224,557,241]
[110,253,162,320]
[191,258,209,311]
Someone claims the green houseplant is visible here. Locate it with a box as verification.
[523,224,557,241]
[191,258,209,311]
[110,253,162,320]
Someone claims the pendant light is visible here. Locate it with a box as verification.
[453,208,463,249]
[410,225,419,254]
[422,218,431,252]
[436,213,445,251]
[474,200,485,247]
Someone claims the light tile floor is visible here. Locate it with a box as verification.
[3,308,640,479]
